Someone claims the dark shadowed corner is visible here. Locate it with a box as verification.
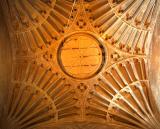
[0,1,12,128]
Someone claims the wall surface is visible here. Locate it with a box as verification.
[149,12,160,115]
[0,5,12,126]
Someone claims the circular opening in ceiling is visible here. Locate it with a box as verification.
[58,32,106,80]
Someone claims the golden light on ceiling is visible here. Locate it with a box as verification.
[0,0,160,129]
[58,32,105,79]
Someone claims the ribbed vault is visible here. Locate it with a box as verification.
[0,0,160,129]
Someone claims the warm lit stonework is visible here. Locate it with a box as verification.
[58,33,105,79]
[0,0,160,129]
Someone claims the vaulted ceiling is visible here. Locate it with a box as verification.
[0,0,160,129]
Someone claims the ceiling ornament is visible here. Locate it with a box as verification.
[57,32,106,79]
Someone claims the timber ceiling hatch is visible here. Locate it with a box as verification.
[0,0,160,129]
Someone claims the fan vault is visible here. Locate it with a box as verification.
[0,0,160,129]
